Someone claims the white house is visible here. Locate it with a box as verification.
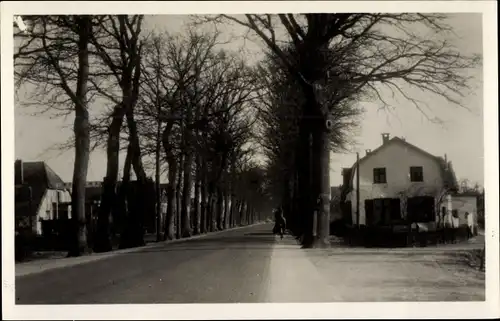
[15,160,72,235]
[341,134,476,230]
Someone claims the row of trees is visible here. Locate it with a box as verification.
[15,13,480,252]
[14,15,272,256]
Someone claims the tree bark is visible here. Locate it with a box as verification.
[165,163,177,240]
[207,182,216,232]
[93,107,124,253]
[162,122,176,240]
[175,154,184,239]
[311,121,331,248]
[123,143,133,183]
[126,109,147,181]
[228,196,235,228]
[241,200,248,225]
[193,155,202,235]
[119,109,146,248]
[223,193,230,230]
[237,200,242,226]
[200,165,208,234]
[181,148,194,237]
[296,116,313,246]
[216,187,224,230]
[68,16,91,257]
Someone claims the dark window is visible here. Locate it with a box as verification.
[410,166,424,182]
[407,196,435,222]
[366,198,401,226]
[373,168,387,184]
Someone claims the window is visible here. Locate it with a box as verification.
[410,166,424,182]
[373,168,387,184]
[407,196,435,222]
[370,198,401,226]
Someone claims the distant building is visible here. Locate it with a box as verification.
[15,160,72,235]
[65,180,170,234]
[340,134,477,230]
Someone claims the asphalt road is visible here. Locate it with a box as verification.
[15,223,485,304]
[16,224,277,304]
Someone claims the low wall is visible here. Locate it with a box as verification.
[344,225,472,248]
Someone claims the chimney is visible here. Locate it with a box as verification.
[365,149,371,156]
[381,133,390,145]
[15,159,24,185]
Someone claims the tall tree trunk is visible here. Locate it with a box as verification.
[216,187,224,230]
[162,122,176,240]
[200,165,208,234]
[228,196,235,228]
[68,16,91,257]
[165,158,177,240]
[175,154,184,239]
[241,200,248,225]
[123,143,133,184]
[93,107,124,253]
[236,200,242,226]
[193,155,202,235]
[126,110,147,181]
[115,142,133,238]
[119,109,146,248]
[298,115,314,248]
[311,122,331,248]
[223,193,230,230]
[181,148,194,237]
[207,182,216,232]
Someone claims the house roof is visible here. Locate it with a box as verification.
[15,161,68,217]
[343,136,459,193]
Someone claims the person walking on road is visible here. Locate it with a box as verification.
[273,206,287,239]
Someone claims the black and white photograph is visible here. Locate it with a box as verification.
[1,1,498,320]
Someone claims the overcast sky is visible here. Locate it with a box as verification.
[14,13,484,187]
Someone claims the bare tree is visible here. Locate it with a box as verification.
[86,15,146,251]
[199,14,480,247]
[14,15,96,256]
[255,48,361,237]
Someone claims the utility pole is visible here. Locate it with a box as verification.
[356,152,360,228]
[155,61,162,242]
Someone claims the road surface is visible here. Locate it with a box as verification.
[15,223,484,304]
